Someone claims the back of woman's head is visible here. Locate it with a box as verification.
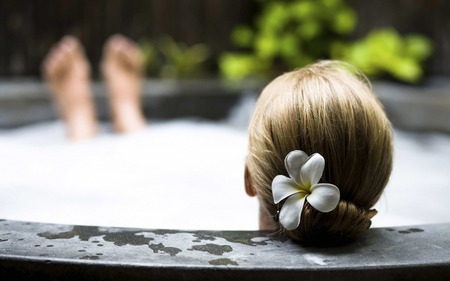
[247,60,393,245]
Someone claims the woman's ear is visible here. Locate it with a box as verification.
[245,164,257,197]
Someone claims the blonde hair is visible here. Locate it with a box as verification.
[247,60,393,245]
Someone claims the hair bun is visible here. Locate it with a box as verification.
[285,200,377,246]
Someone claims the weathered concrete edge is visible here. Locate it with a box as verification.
[1,252,450,271]
[1,255,449,281]
[1,219,450,280]
[1,256,449,281]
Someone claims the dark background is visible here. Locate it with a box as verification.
[0,0,448,78]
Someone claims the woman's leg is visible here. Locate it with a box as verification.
[101,34,146,134]
[42,36,97,141]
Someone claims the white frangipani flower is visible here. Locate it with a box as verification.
[272,150,340,230]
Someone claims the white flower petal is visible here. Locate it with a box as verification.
[279,193,307,230]
[284,150,308,185]
[307,183,340,213]
[300,153,325,187]
[272,175,301,204]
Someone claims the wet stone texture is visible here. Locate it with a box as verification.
[1,219,450,281]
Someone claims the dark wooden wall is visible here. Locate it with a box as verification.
[0,0,448,78]
[0,0,258,77]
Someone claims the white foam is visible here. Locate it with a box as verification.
[0,120,258,230]
[372,130,450,227]
[0,116,449,230]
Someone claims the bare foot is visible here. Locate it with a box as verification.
[101,34,146,133]
[42,36,97,141]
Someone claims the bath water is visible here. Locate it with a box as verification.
[0,98,449,230]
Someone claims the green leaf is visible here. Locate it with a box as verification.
[297,20,321,40]
[322,0,344,9]
[332,8,356,34]
[254,34,279,59]
[231,25,254,48]
[404,35,433,60]
[258,2,288,33]
[219,53,259,81]
[390,58,422,83]
[290,1,318,20]
[279,34,300,60]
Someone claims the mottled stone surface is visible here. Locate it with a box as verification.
[1,219,450,280]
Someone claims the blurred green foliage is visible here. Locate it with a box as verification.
[139,36,210,79]
[220,0,432,83]
[331,29,432,83]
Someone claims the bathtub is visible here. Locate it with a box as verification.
[1,79,450,280]
[0,80,449,230]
